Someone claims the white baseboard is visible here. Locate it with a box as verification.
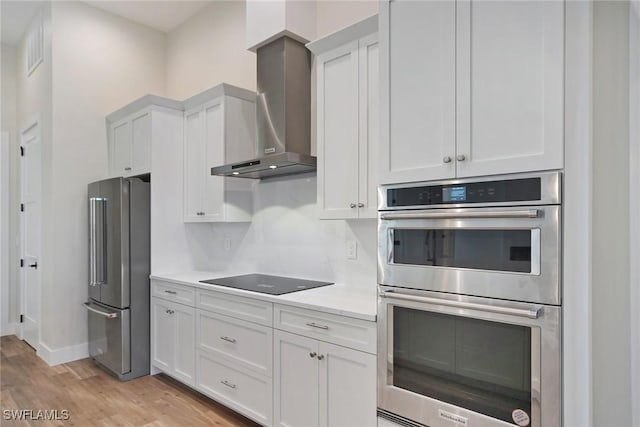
[1,322,17,337]
[38,341,89,366]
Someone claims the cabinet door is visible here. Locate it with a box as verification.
[318,342,376,427]
[274,330,319,427]
[202,100,226,221]
[317,42,360,219]
[358,35,379,218]
[110,119,131,177]
[130,111,151,175]
[183,108,204,221]
[151,297,174,373]
[380,0,456,184]
[172,302,196,386]
[455,0,564,177]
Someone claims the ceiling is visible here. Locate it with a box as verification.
[1,0,213,46]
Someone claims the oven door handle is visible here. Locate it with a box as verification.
[379,209,539,221]
[379,290,542,319]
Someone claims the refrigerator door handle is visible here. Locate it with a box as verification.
[89,197,107,286]
[83,302,118,319]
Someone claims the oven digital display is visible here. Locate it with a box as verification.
[443,186,466,202]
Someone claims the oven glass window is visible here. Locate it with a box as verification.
[392,229,532,273]
[393,307,532,424]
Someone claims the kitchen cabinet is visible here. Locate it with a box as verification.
[308,17,378,219]
[379,0,564,184]
[273,304,377,427]
[274,329,377,427]
[183,84,257,223]
[151,297,195,386]
[106,95,183,178]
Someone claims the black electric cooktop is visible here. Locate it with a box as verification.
[200,274,334,296]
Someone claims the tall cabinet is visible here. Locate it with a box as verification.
[379,0,565,184]
[308,16,379,219]
[182,84,256,222]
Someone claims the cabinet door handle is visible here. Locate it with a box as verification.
[309,352,317,358]
[349,203,356,209]
[317,354,325,360]
[165,309,174,314]
[358,203,364,208]
[220,380,236,389]
[443,156,452,164]
[306,322,329,330]
[164,290,177,295]
[457,154,466,161]
[124,167,132,171]
[220,336,237,344]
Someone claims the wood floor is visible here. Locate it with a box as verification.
[0,335,259,427]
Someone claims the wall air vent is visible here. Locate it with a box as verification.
[27,11,44,76]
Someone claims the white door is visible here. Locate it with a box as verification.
[172,301,195,386]
[202,100,225,221]
[151,297,174,373]
[358,35,379,218]
[110,119,131,176]
[317,41,360,219]
[319,342,377,427]
[183,108,204,221]
[130,111,151,175]
[20,121,41,350]
[380,0,457,185]
[455,0,564,177]
[274,330,319,427]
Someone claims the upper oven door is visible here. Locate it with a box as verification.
[378,205,561,305]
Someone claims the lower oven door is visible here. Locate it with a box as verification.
[85,301,130,376]
[377,286,561,427]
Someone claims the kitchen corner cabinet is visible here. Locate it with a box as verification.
[379,0,564,185]
[107,96,183,178]
[183,85,256,223]
[308,17,379,219]
[151,296,196,386]
[273,305,377,427]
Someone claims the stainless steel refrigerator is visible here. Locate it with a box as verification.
[84,176,150,380]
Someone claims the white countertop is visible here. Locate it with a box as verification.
[150,271,378,322]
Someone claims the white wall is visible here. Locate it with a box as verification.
[316,0,377,38]
[592,2,632,426]
[1,43,18,335]
[41,1,166,352]
[166,0,256,99]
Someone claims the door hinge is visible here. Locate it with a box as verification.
[19,315,24,323]
[20,203,24,212]
[20,259,24,267]
[20,146,24,157]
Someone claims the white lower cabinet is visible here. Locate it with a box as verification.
[151,280,376,427]
[151,297,195,386]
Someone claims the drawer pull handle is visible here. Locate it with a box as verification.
[306,322,329,330]
[309,352,317,358]
[164,290,177,295]
[220,380,236,389]
[220,336,237,344]
[317,354,325,360]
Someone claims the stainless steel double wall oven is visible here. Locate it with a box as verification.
[377,172,562,427]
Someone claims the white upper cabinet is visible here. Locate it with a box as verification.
[106,95,183,178]
[182,84,257,223]
[380,0,564,184]
[309,16,379,219]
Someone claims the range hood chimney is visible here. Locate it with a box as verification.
[211,37,315,179]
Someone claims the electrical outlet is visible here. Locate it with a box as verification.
[224,237,231,251]
[346,239,357,260]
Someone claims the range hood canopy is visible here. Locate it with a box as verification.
[211,36,315,179]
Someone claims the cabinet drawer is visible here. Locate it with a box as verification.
[196,289,273,327]
[196,310,272,377]
[196,351,272,426]
[152,280,195,306]
[274,305,376,354]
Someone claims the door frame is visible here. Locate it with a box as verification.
[19,114,42,353]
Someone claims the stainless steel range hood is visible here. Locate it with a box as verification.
[211,37,315,179]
